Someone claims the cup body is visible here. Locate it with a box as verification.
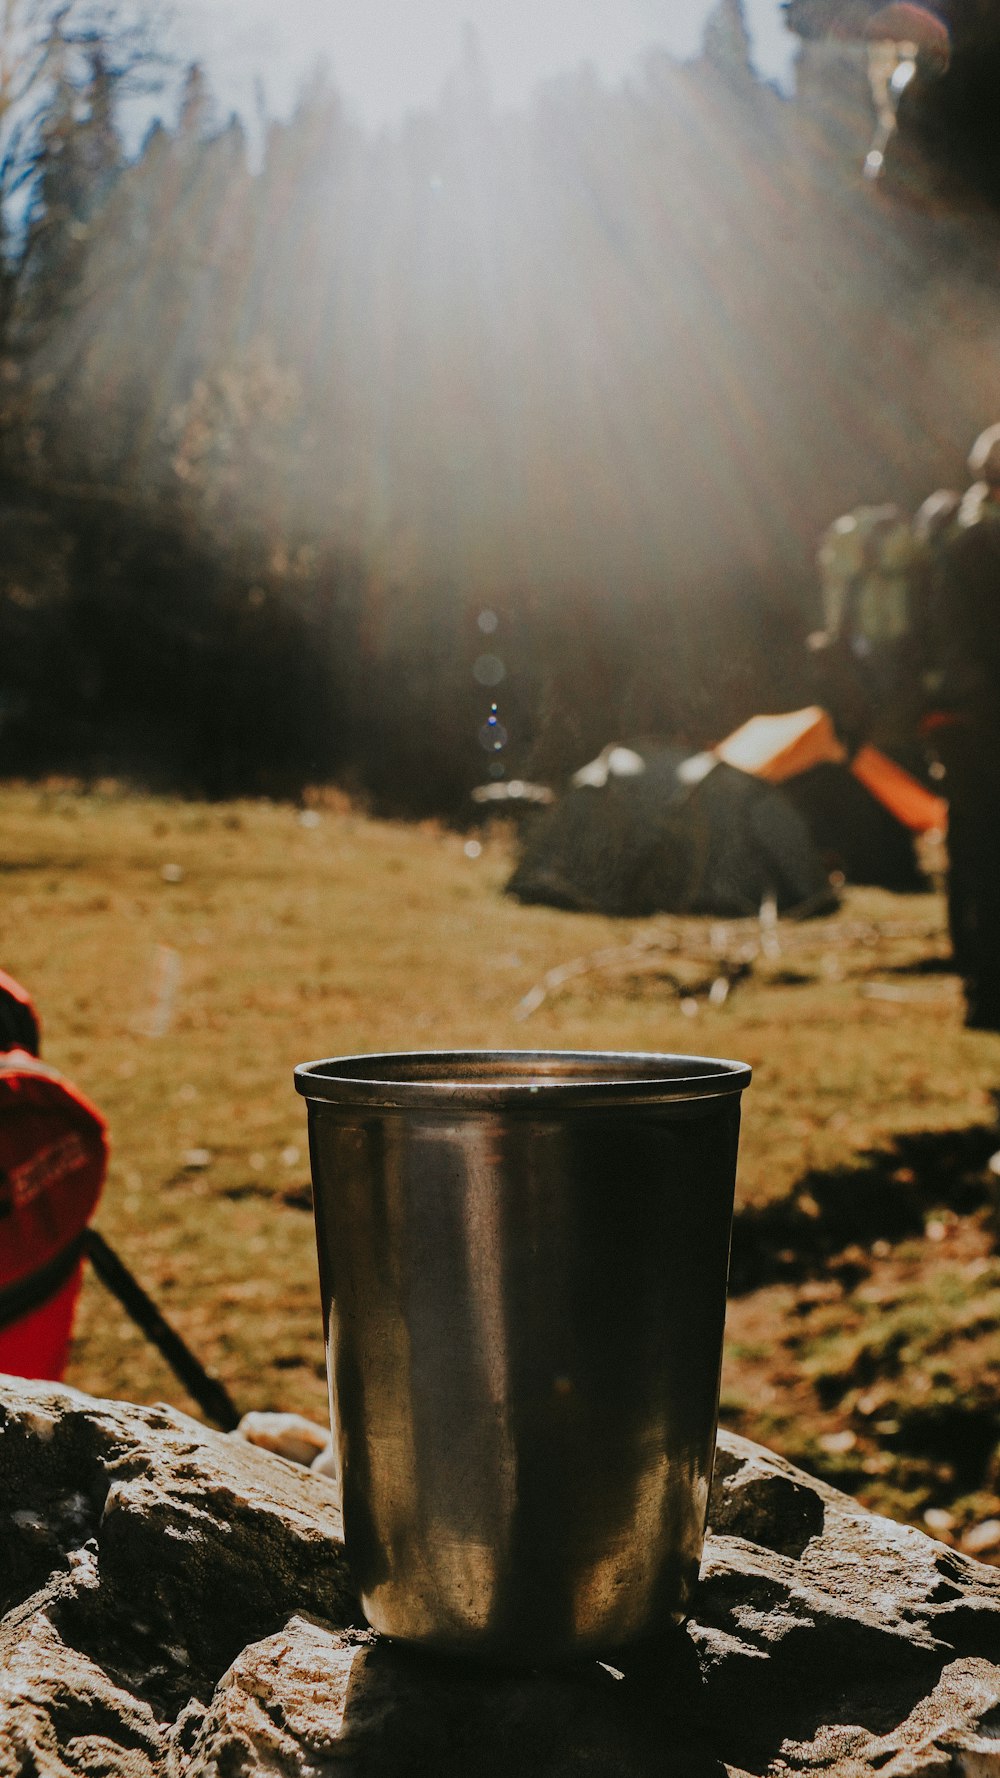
[295,1049,749,1661]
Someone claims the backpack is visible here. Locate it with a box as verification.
[0,1047,108,1379]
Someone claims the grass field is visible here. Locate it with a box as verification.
[5,781,1000,1554]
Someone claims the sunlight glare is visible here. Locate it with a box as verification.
[168,0,767,127]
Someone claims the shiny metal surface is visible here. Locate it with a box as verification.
[295,1050,750,1662]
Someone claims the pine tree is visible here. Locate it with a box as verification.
[21,25,83,301]
[701,0,756,87]
[0,2,160,359]
[177,63,213,147]
[78,47,122,204]
[20,29,125,331]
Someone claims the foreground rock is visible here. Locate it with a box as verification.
[4,1377,1000,1775]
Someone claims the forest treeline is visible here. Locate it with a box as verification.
[2,1,1000,809]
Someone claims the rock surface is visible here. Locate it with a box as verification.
[4,1375,1000,1776]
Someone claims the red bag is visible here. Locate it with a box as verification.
[0,1049,108,1380]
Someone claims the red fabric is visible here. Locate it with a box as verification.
[0,1051,107,1291]
[0,1266,83,1380]
[919,710,971,737]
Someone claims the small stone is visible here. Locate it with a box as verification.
[964,1520,1000,1556]
[818,1429,857,1454]
[311,1442,338,1481]
[11,1508,47,1532]
[236,1412,330,1469]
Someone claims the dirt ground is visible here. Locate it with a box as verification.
[4,781,1000,1558]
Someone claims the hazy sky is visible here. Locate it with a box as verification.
[168,0,796,131]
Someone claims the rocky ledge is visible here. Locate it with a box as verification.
[4,1376,1000,1776]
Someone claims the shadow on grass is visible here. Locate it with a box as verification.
[884,955,957,976]
[0,857,86,872]
[876,1400,999,1492]
[221,1182,312,1210]
[729,1123,998,1295]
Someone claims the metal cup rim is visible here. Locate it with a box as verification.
[293,1048,751,1110]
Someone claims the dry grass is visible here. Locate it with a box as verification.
[4,781,1000,1550]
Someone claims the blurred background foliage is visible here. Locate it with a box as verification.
[2,0,1000,808]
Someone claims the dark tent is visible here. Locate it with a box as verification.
[782,762,926,892]
[506,746,837,918]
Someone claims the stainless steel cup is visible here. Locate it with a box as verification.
[294,1049,750,1662]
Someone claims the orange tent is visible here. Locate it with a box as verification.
[714,707,946,834]
[713,706,846,782]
